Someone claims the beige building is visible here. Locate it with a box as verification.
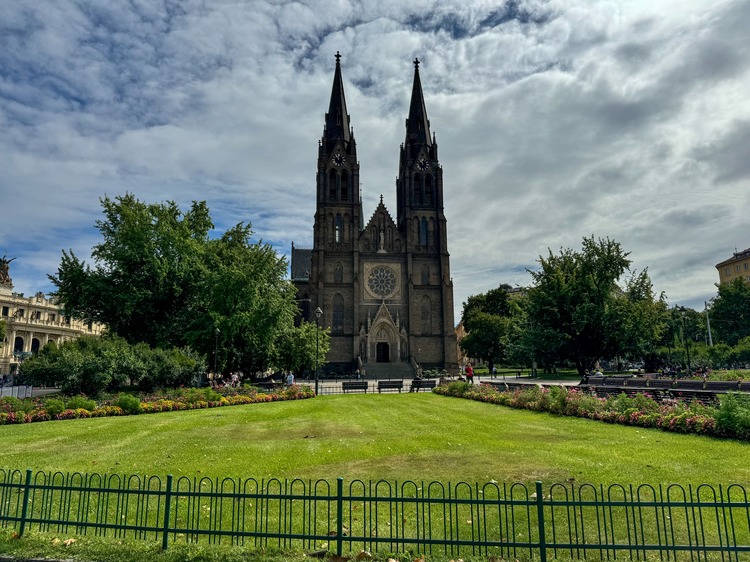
[1,258,105,376]
[716,247,750,285]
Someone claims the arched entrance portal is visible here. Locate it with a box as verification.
[376,342,390,363]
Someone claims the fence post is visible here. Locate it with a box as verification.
[336,477,344,556]
[161,474,174,551]
[535,481,547,562]
[18,469,33,537]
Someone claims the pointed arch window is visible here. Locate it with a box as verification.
[420,296,432,335]
[341,170,349,201]
[335,214,343,243]
[329,170,337,201]
[414,174,423,206]
[332,294,344,334]
[424,175,433,206]
[419,217,428,247]
[334,262,343,283]
[421,265,430,285]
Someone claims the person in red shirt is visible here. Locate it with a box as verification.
[465,364,474,384]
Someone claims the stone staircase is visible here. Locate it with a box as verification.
[362,362,415,380]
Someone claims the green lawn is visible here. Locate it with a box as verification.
[3,393,748,485]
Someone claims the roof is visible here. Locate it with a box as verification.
[291,246,312,281]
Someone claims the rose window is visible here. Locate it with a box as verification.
[367,266,397,298]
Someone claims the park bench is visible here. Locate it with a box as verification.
[704,380,740,394]
[669,379,707,400]
[254,381,279,391]
[377,380,403,393]
[739,381,750,393]
[409,379,437,392]
[644,378,674,399]
[342,380,369,393]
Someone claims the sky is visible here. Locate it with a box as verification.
[1,0,749,322]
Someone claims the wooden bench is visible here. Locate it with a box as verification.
[342,381,369,393]
[409,379,437,392]
[377,380,403,393]
[704,380,740,394]
[669,379,707,400]
[739,381,750,393]
[254,381,279,391]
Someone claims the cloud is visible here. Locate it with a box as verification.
[1,0,748,323]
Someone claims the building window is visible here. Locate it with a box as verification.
[421,265,430,285]
[332,294,344,334]
[419,217,428,247]
[329,170,337,201]
[49,313,56,322]
[725,267,731,276]
[33,311,41,320]
[17,309,24,318]
[335,214,342,243]
[341,170,349,201]
[736,265,741,273]
[420,296,432,334]
[414,174,423,206]
[334,262,343,283]
[425,175,433,206]
[745,263,749,271]
[1,306,8,317]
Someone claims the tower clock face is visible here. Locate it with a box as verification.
[333,153,345,166]
[417,158,429,171]
[367,266,397,298]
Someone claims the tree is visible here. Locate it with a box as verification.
[50,194,299,376]
[275,322,331,375]
[710,278,750,346]
[460,285,513,371]
[524,236,664,375]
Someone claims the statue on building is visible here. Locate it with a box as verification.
[0,255,15,287]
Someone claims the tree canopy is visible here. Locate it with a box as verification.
[49,194,320,376]
[460,285,515,371]
[524,236,666,375]
[710,278,750,347]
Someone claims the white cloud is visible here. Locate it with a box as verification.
[1,0,748,320]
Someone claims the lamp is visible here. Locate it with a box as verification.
[314,307,322,395]
[213,327,220,380]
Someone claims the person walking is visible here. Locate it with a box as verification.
[465,363,474,385]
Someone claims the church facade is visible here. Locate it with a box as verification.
[291,55,458,374]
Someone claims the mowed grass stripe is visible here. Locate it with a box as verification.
[3,393,748,485]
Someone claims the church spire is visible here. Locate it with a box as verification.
[405,58,432,148]
[324,51,351,150]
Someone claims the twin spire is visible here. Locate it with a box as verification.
[323,53,432,149]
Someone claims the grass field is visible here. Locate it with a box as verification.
[3,392,749,486]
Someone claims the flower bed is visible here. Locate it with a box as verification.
[433,382,750,441]
[0,384,314,425]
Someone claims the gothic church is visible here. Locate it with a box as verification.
[292,54,458,374]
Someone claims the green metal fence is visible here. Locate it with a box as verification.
[1,468,749,561]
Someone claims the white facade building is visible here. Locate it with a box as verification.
[1,285,105,376]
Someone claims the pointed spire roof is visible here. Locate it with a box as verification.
[324,51,351,145]
[405,58,432,147]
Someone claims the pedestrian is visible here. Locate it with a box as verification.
[286,371,295,386]
[465,363,474,385]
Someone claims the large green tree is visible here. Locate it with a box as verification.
[50,194,299,376]
[710,278,750,346]
[524,236,665,375]
[459,285,514,371]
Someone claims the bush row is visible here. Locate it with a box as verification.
[433,382,750,440]
[0,384,314,425]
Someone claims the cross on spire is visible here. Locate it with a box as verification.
[413,57,420,70]
[335,51,341,64]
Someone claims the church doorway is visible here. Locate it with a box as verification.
[376,342,390,363]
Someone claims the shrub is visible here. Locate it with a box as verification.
[44,399,66,417]
[113,394,142,415]
[715,393,750,439]
[65,396,96,411]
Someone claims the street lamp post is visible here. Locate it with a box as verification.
[680,310,692,374]
[213,328,220,379]
[314,307,322,396]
